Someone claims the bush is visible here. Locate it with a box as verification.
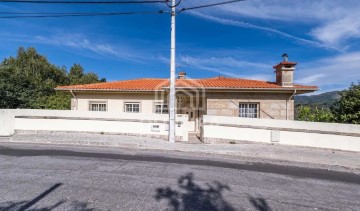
[296,105,334,122]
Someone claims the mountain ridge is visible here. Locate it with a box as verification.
[295,91,341,109]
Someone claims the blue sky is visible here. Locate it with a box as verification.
[0,0,359,94]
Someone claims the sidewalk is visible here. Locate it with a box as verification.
[1,131,360,171]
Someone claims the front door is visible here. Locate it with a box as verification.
[177,94,205,132]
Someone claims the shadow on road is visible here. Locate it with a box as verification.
[155,173,273,211]
[249,196,272,211]
[0,183,97,211]
[155,172,235,211]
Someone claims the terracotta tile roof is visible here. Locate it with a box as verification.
[56,77,318,91]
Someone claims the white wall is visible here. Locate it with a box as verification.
[0,110,15,136]
[0,109,188,141]
[202,115,360,152]
[74,92,163,113]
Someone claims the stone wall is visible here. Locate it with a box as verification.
[206,92,294,120]
[276,70,294,87]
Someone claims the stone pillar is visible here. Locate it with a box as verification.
[0,110,15,136]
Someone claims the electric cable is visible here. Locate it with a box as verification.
[165,0,181,8]
[0,10,166,18]
[0,0,165,4]
[0,0,245,18]
[179,0,245,14]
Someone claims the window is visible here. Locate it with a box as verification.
[239,103,258,118]
[125,102,140,113]
[89,101,107,112]
[154,102,168,114]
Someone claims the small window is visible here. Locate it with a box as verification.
[154,102,168,114]
[125,102,140,113]
[89,101,107,112]
[239,103,258,118]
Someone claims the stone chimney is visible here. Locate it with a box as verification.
[273,54,297,87]
[178,71,186,79]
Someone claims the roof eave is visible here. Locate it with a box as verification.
[162,87,319,92]
[55,87,318,93]
[55,88,162,92]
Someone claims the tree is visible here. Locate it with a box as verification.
[68,64,106,85]
[296,105,334,122]
[331,82,360,124]
[34,92,71,110]
[0,47,106,110]
[0,47,67,108]
[69,64,84,85]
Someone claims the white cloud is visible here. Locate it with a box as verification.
[0,3,22,12]
[296,51,360,89]
[0,32,158,63]
[296,74,325,84]
[183,0,360,49]
[177,55,273,81]
[174,52,360,93]
[190,11,338,51]
[33,34,147,63]
[310,15,360,47]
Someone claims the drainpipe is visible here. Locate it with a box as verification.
[70,89,78,111]
[286,89,297,120]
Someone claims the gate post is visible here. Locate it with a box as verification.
[0,110,15,136]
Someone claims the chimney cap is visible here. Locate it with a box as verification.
[282,53,288,61]
[178,71,186,79]
[273,54,297,69]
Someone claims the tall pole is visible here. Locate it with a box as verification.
[169,0,176,143]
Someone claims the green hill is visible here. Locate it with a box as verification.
[295,91,341,109]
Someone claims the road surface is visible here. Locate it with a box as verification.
[0,142,359,211]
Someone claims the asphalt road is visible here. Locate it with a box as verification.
[0,143,359,211]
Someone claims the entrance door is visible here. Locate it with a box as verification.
[177,95,204,132]
[187,107,196,132]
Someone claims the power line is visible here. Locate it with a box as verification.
[179,0,245,13]
[0,0,245,19]
[165,0,180,8]
[0,10,166,18]
[0,11,164,14]
[0,0,166,4]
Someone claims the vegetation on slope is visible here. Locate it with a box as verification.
[295,83,360,124]
[0,47,106,110]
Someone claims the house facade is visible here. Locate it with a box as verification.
[56,55,318,132]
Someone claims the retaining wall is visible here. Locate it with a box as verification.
[202,115,360,152]
[0,109,188,141]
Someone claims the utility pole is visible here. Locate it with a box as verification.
[168,0,176,143]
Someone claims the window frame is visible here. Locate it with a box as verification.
[89,101,107,112]
[124,102,141,113]
[238,103,259,118]
[154,102,169,114]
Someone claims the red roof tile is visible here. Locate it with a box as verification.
[273,61,298,69]
[56,77,318,91]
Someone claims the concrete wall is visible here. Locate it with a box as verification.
[0,109,188,141]
[202,115,360,152]
[206,92,294,120]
